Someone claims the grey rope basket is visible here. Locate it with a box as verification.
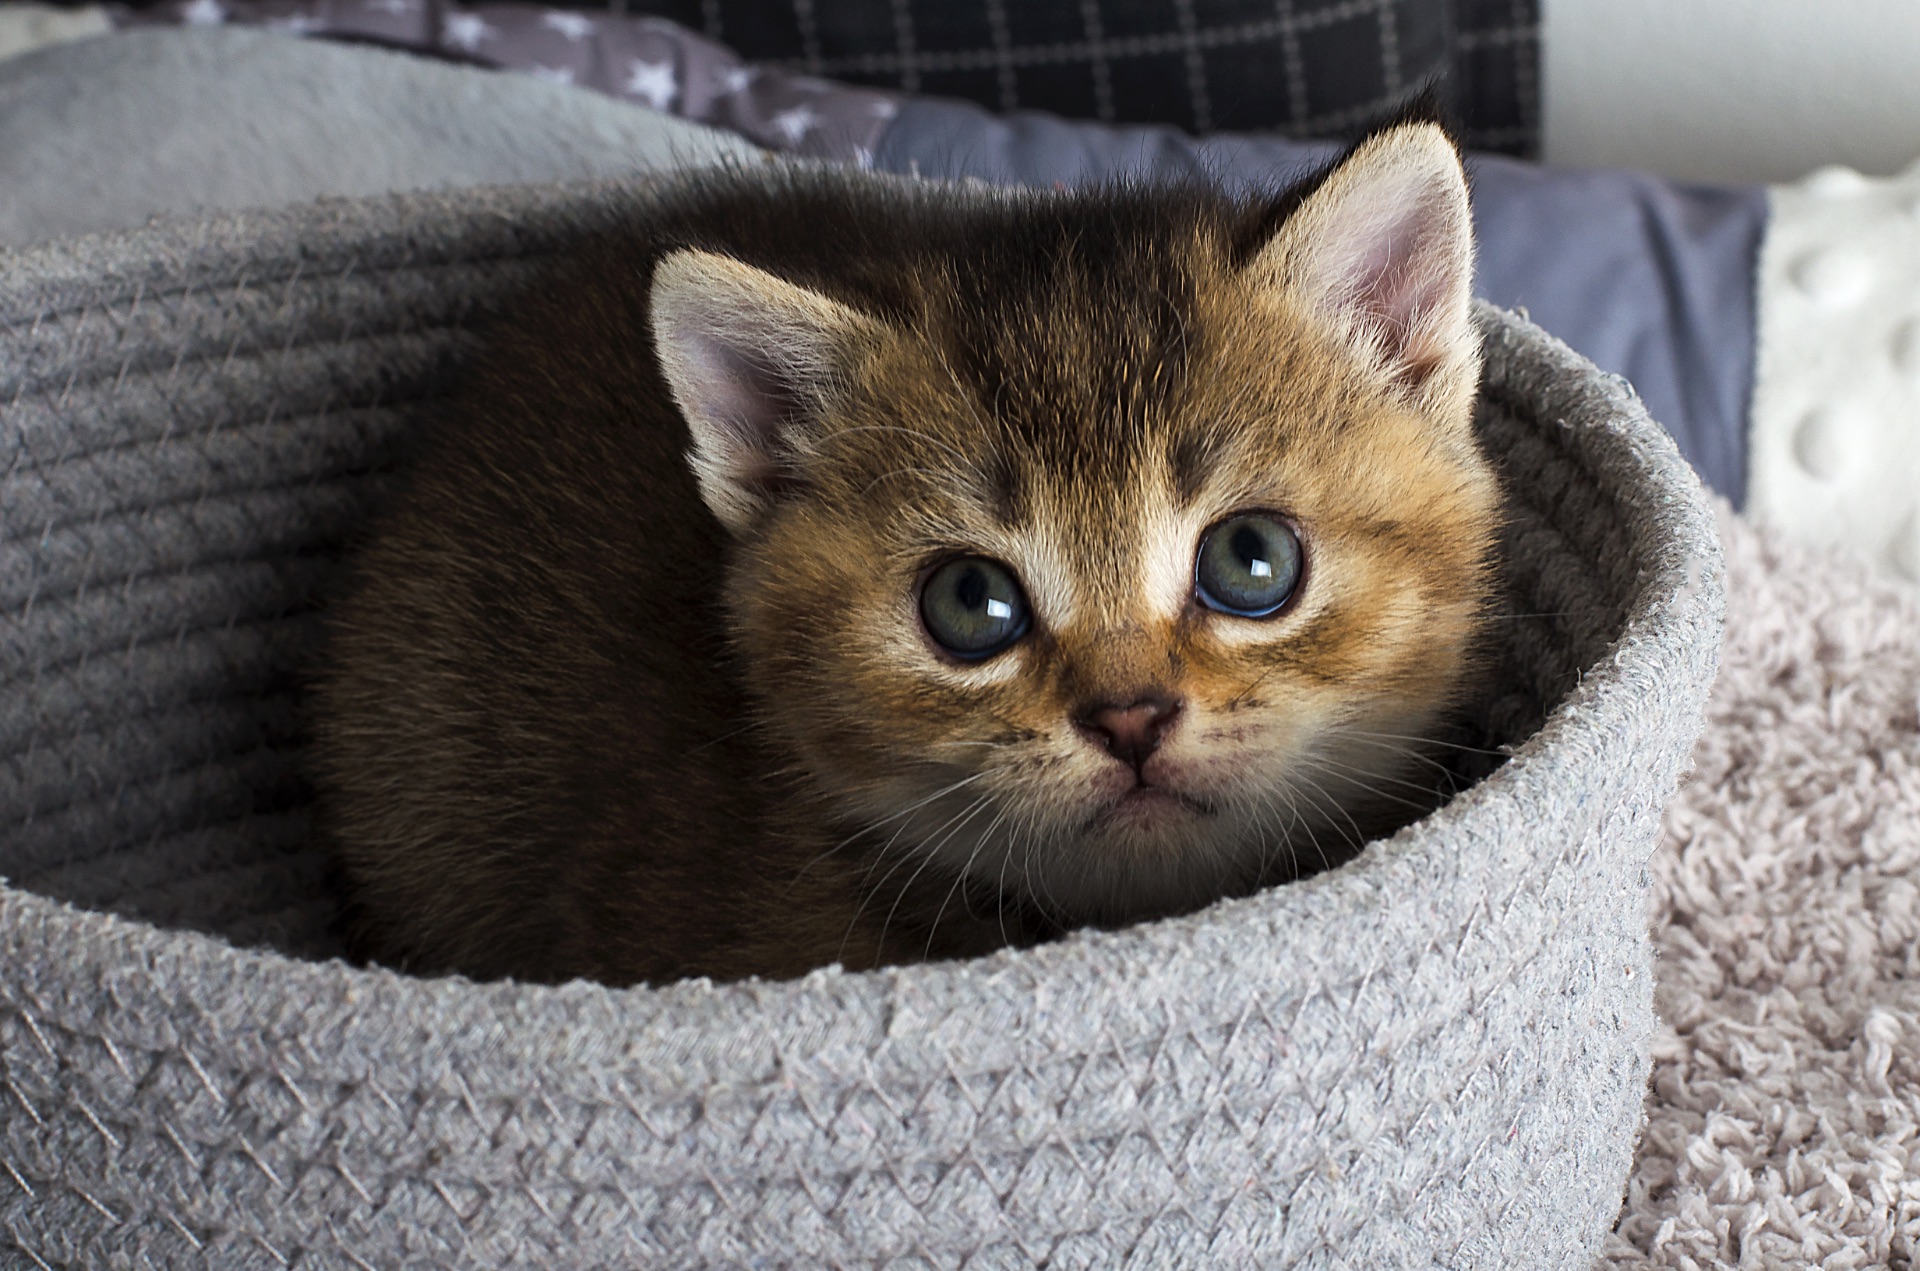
[0,176,1725,1269]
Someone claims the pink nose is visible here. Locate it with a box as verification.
[1077,695,1182,770]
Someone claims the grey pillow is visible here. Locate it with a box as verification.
[0,26,759,248]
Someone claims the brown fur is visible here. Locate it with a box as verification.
[311,124,1502,986]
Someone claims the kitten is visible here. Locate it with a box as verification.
[311,121,1501,987]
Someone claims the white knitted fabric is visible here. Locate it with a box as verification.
[1747,160,1920,587]
[1604,509,1920,1267]
[0,177,1723,1268]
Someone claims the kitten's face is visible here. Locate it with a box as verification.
[653,124,1501,923]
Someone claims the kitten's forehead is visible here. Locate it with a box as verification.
[868,264,1295,627]
[937,233,1202,457]
[822,187,1465,626]
[910,429,1221,635]
[1031,465,1198,628]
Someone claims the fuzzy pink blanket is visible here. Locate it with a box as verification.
[1605,511,1920,1266]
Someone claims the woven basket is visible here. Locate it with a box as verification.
[0,179,1724,1269]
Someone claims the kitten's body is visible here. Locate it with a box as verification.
[313,125,1501,986]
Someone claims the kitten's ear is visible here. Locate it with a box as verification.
[1246,122,1477,418]
[650,249,886,534]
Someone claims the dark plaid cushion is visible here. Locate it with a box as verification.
[91,0,1540,152]
[1453,0,1540,154]
[625,0,1450,139]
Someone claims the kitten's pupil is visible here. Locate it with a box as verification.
[956,568,985,609]
[1196,514,1302,617]
[921,557,1030,659]
[1233,526,1271,577]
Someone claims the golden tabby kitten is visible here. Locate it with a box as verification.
[312,121,1501,986]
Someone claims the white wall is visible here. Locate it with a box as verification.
[1543,0,1920,183]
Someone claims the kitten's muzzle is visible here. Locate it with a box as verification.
[1075,694,1183,773]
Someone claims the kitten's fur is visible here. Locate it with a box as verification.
[312,123,1501,986]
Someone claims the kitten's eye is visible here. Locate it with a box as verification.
[920,557,1031,659]
[1195,513,1302,617]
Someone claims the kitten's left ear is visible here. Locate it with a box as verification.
[1246,122,1477,420]
[650,249,888,535]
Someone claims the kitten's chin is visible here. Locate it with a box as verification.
[1091,785,1213,833]
[1023,794,1252,924]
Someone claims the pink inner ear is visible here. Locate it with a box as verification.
[666,325,808,489]
[651,249,881,530]
[1335,193,1460,386]
[1295,160,1469,392]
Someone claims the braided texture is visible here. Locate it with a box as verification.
[0,177,1723,1268]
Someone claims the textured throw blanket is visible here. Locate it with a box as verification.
[1608,510,1920,1266]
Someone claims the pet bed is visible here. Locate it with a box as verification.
[0,174,1722,1267]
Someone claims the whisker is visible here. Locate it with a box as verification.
[820,778,995,963]
[994,814,1019,947]
[925,806,1010,961]
[1263,778,1323,878]
[842,822,943,965]
[860,772,993,833]
[1296,753,1445,809]
[1017,823,1067,924]
[1343,728,1512,758]
[1284,774,1364,869]
[851,786,987,921]
[1245,786,1292,884]
[876,795,995,955]
[1332,734,1463,780]
[1296,770,1431,819]
[788,772,991,894]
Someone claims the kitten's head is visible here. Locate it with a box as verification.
[650,123,1501,924]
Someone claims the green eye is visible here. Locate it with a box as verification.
[919,557,1030,659]
[1195,513,1302,617]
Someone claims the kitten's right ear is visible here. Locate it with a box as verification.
[1244,122,1477,422]
[650,249,886,535]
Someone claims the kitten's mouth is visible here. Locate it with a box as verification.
[1094,782,1215,830]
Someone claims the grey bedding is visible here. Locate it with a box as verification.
[0,27,758,246]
